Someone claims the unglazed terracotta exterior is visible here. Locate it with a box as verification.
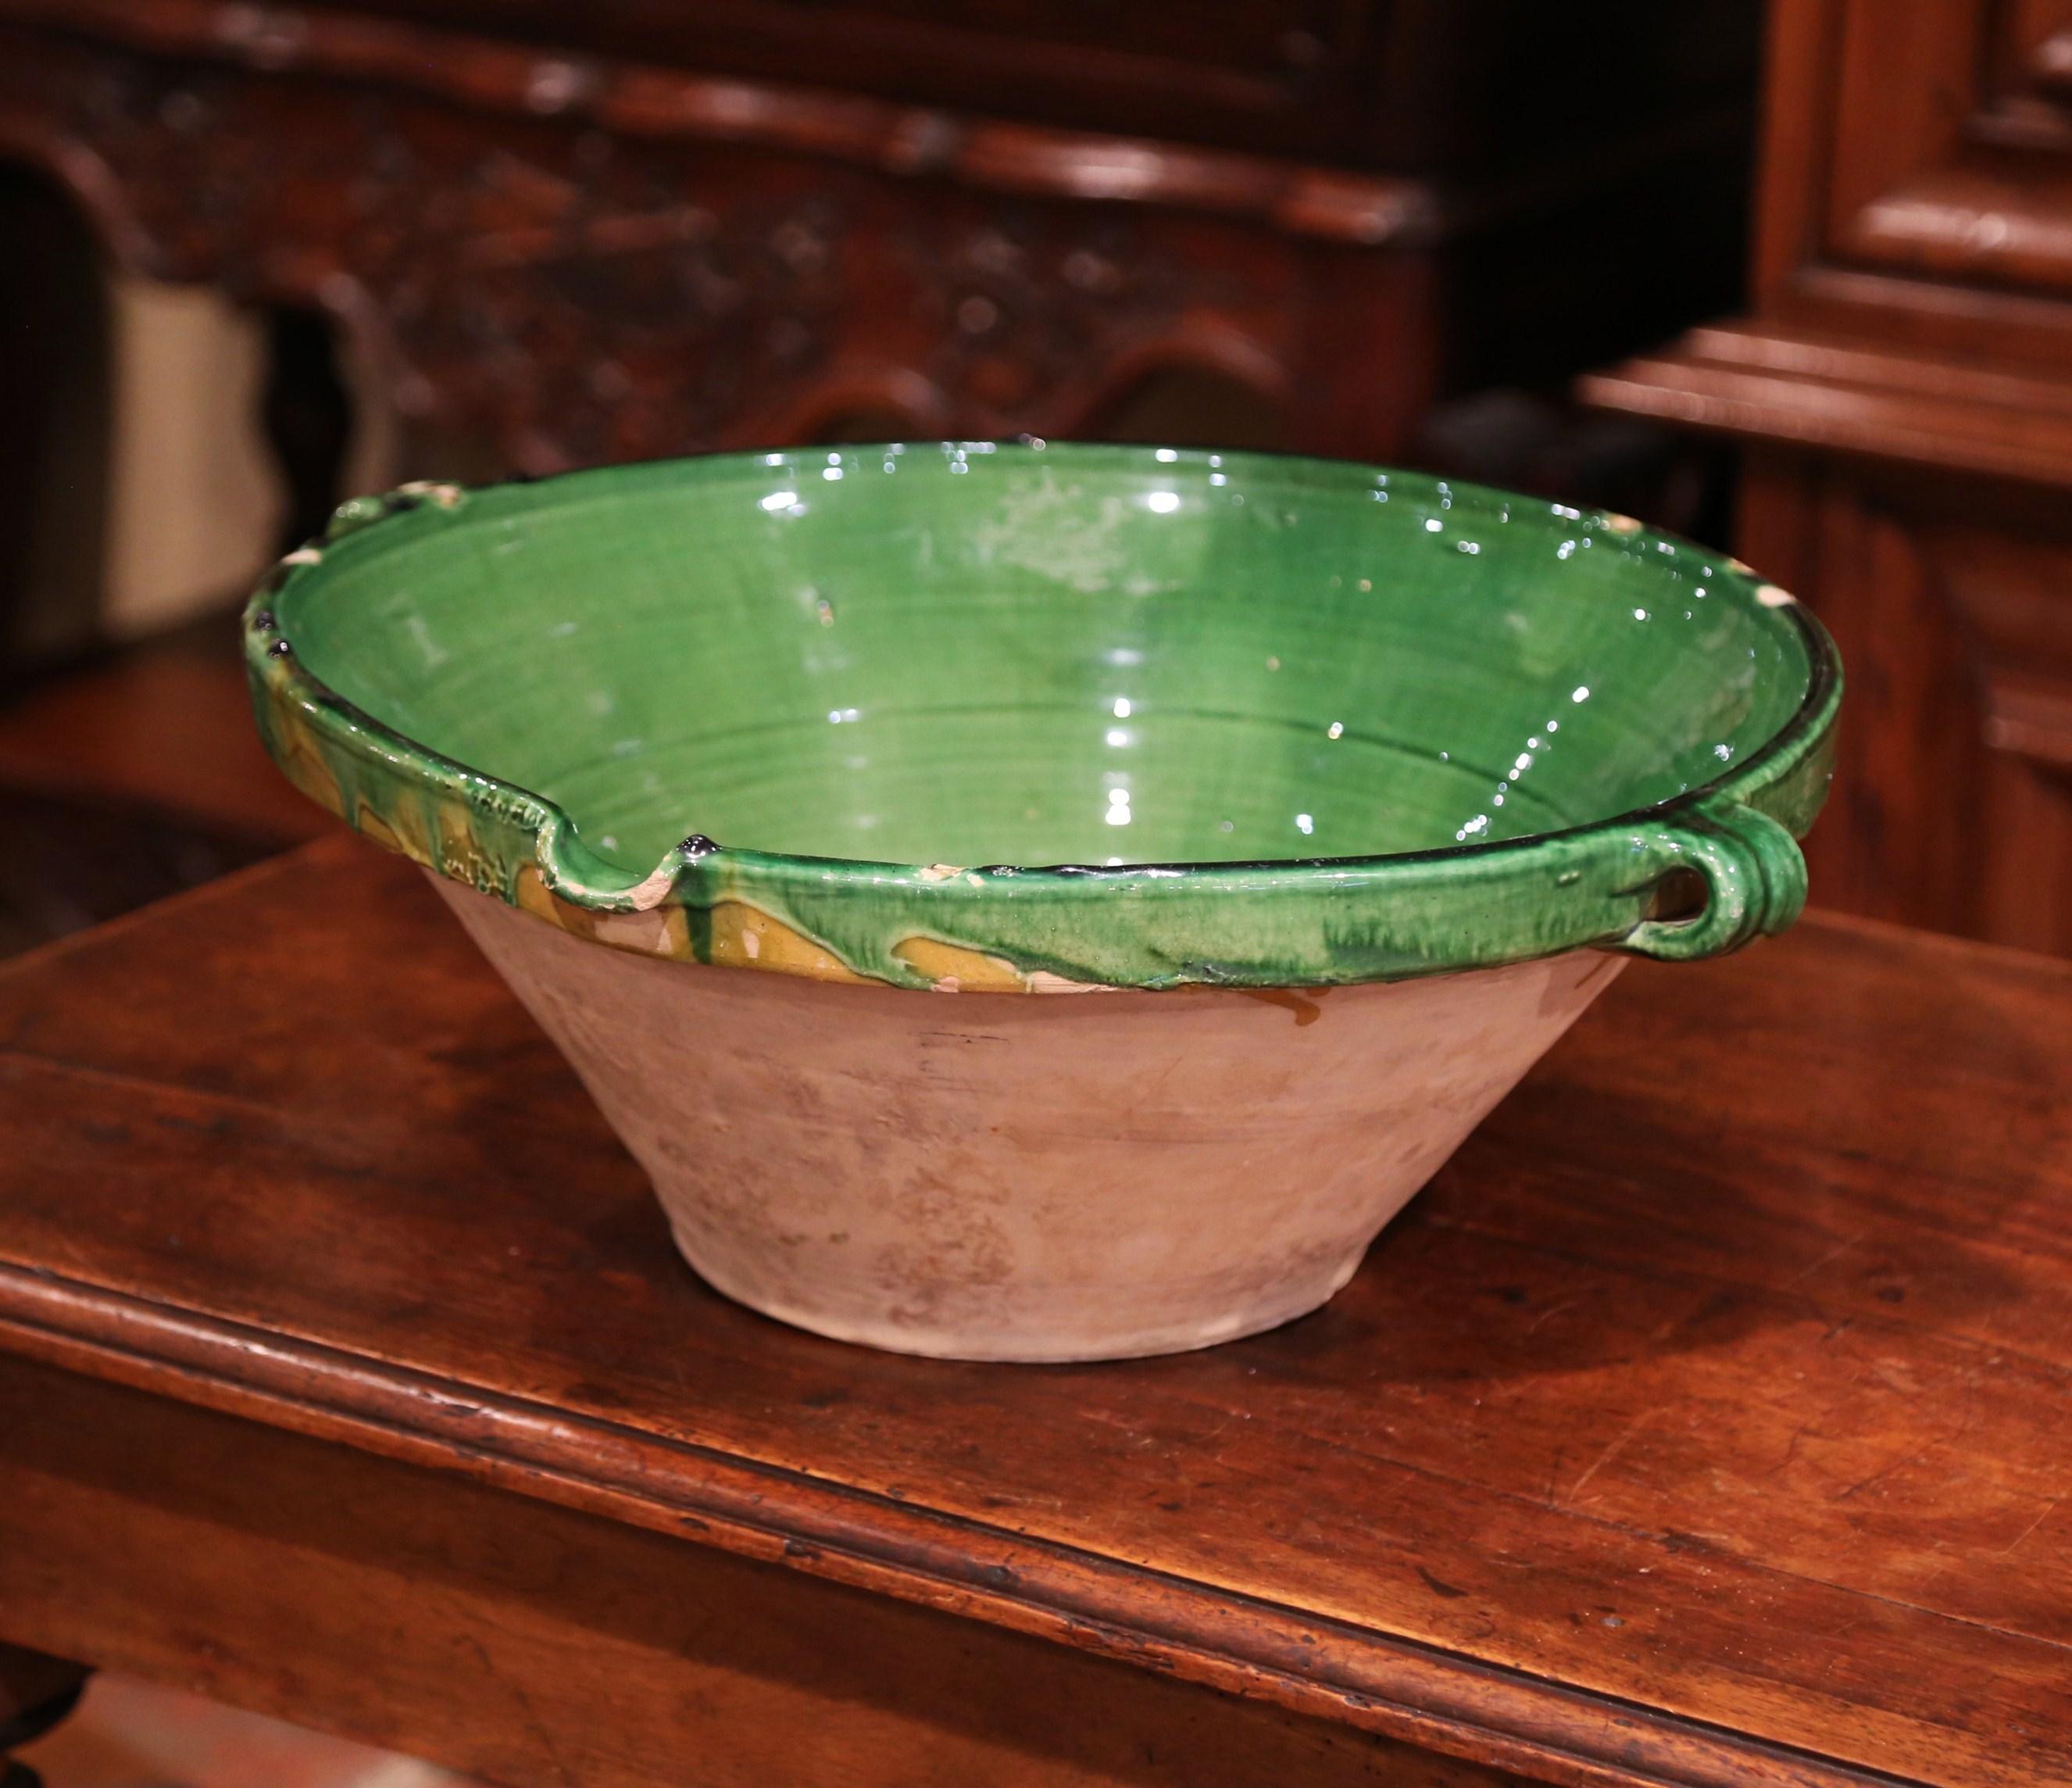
[434,874,1626,1361]
[245,445,1842,1360]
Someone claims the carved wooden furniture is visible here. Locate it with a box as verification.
[0,1,1757,477]
[1583,0,2072,955]
[1,832,2068,1786]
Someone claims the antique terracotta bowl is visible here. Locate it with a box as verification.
[245,444,1840,1361]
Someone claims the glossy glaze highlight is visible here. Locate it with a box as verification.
[244,443,1839,992]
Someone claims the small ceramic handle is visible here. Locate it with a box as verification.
[1623,794,1807,962]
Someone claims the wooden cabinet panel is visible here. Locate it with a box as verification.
[1739,452,2072,954]
[1977,0,2072,145]
[1584,0,2072,953]
[1821,0,2072,297]
[1824,0,1979,234]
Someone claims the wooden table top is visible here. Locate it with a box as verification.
[1,835,2067,1788]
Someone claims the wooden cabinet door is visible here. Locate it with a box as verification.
[1742,450,2072,954]
[1809,0,2072,298]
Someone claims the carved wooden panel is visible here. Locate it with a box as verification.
[1980,0,2072,145]
[1820,0,2072,296]
[1575,320,2072,492]
[1587,9,2072,955]
[277,0,1759,173]
[323,0,1383,163]
[0,11,1476,476]
[0,0,1767,485]
[0,27,1375,474]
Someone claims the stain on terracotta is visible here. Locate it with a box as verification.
[1243,987,1327,1027]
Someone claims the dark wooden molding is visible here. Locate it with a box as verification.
[1578,321,2072,491]
[0,8,1468,472]
[0,20,1346,472]
[0,0,1438,246]
[1829,0,2072,291]
[0,0,1759,477]
[1984,671,2072,768]
[0,0,1767,189]
[1584,306,2072,946]
[1922,516,2072,782]
[1744,0,2072,331]
[1837,167,2072,298]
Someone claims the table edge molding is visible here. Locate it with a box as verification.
[0,1260,1926,1788]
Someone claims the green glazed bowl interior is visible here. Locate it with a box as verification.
[247,444,1839,991]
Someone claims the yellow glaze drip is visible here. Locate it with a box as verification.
[709,901,869,982]
[894,935,1031,992]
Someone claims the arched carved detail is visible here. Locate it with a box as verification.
[0,25,1326,472]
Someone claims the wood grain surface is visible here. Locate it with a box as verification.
[0,836,2067,1786]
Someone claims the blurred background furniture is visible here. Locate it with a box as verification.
[1586,0,2072,957]
[0,0,1763,956]
[0,0,1759,481]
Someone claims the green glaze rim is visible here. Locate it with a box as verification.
[244,447,1842,994]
